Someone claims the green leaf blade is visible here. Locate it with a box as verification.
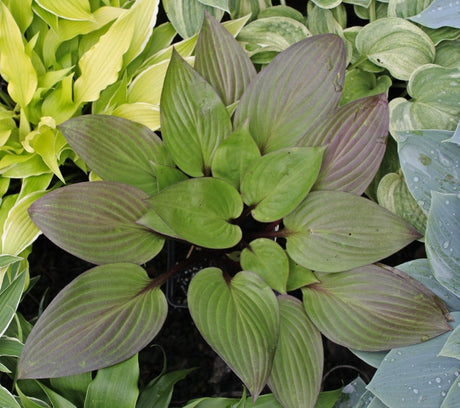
[18,263,167,379]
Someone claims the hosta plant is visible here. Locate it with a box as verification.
[17,13,452,407]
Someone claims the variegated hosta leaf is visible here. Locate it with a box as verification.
[387,0,432,18]
[18,263,167,379]
[160,50,232,177]
[228,0,271,19]
[188,268,279,399]
[234,34,346,153]
[59,115,172,195]
[28,181,164,265]
[284,191,421,272]
[195,12,256,106]
[35,0,92,20]
[299,93,389,195]
[268,296,323,408]
[302,264,452,351]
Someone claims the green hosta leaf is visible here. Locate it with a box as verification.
[211,123,261,189]
[387,0,432,18]
[228,0,271,19]
[35,0,92,20]
[300,94,389,195]
[84,355,139,408]
[188,268,279,399]
[302,264,452,351]
[0,255,22,268]
[426,192,460,297]
[268,296,323,408]
[241,239,289,293]
[28,181,164,265]
[18,263,167,379]
[0,3,37,107]
[161,50,232,177]
[397,130,460,213]
[143,178,243,249]
[367,312,460,407]
[195,12,256,106]
[258,5,306,22]
[389,65,460,133]
[410,0,460,28]
[340,69,392,106]
[286,258,319,292]
[2,0,33,34]
[356,17,435,80]
[234,34,346,153]
[284,191,420,272]
[0,385,20,408]
[0,272,26,337]
[306,3,344,37]
[312,0,342,9]
[60,115,172,195]
[50,373,92,407]
[241,147,325,222]
[435,40,460,68]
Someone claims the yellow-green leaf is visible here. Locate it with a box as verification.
[35,0,93,21]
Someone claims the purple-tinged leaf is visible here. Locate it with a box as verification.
[233,34,346,153]
[299,94,389,196]
[268,296,323,408]
[28,181,164,265]
[18,263,167,379]
[284,191,421,272]
[160,49,232,177]
[302,264,452,351]
[195,12,257,106]
[59,115,173,195]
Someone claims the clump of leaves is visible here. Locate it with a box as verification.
[18,14,451,408]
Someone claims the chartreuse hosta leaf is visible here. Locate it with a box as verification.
[28,181,164,265]
[356,17,435,80]
[18,263,167,379]
[195,12,256,106]
[268,296,323,408]
[284,191,420,272]
[141,178,243,248]
[59,115,174,194]
[35,0,92,20]
[299,94,388,195]
[241,147,325,222]
[0,2,37,107]
[241,239,289,293]
[161,50,232,177]
[234,34,346,153]
[302,264,452,351]
[188,268,279,399]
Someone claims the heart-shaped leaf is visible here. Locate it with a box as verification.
[160,50,232,177]
[28,181,164,265]
[241,147,325,222]
[18,263,167,379]
[143,178,243,248]
[188,268,279,399]
[234,34,346,153]
[302,264,452,351]
[195,12,256,106]
[241,239,289,293]
[300,93,389,195]
[340,69,392,106]
[284,191,421,272]
[286,258,319,292]
[268,296,323,408]
[59,115,173,195]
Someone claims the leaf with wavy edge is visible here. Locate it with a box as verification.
[188,268,279,400]
[28,181,164,265]
[18,264,167,379]
[35,0,92,20]
[234,34,346,153]
[60,115,172,195]
[268,296,323,408]
[195,12,256,106]
[284,191,421,272]
[302,263,451,351]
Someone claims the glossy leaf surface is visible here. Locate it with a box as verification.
[188,268,279,399]
[284,191,420,272]
[302,264,451,351]
[144,178,243,248]
[195,12,256,106]
[160,50,232,177]
[18,263,167,379]
[234,34,346,153]
[241,147,324,222]
[28,181,164,265]
[60,115,172,195]
[268,296,323,408]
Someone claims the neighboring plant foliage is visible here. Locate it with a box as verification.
[15,14,453,408]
